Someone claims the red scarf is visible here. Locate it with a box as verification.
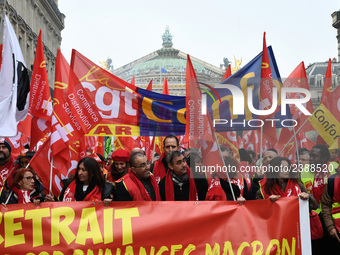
[0,155,15,188]
[153,153,166,183]
[205,177,227,201]
[128,169,161,201]
[11,186,32,204]
[165,166,197,201]
[313,163,331,203]
[260,178,301,199]
[63,180,101,202]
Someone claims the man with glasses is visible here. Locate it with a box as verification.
[115,152,161,201]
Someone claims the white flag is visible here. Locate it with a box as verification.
[0,15,30,137]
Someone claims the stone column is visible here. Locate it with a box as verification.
[332,11,340,82]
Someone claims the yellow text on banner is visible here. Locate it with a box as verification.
[309,104,340,146]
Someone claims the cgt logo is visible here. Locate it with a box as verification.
[201,84,312,117]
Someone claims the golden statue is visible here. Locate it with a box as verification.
[232,56,242,74]
[99,57,113,73]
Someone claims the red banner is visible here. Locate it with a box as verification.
[0,198,310,254]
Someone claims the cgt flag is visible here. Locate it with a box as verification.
[29,30,52,149]
[309,84,340,147]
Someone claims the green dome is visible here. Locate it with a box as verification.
[130,58,207,75]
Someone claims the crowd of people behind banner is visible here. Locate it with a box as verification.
[0,136,340,254]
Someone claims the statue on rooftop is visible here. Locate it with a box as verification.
[223,57,231,69]
[162,26,173,48]
[99,57,114,73]
[232,56,242,74]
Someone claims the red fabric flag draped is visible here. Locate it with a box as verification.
[239,130,260,156]
[260,32,277,146]
[321,58,333,104]
[283,62,314,132]
[146,80,153,91]
[30,136,77,197]
[162,77,169,95]
[51,49,102,175]
[114,136,141,152]
[316,59,333,145]
[29,30,52,150]
[185,54,224,178]
[216,132,240,162]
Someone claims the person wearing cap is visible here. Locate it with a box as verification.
[0,139,16,189]
[115,152,161,201]
[17,151,35,169]
[106,149,130,183]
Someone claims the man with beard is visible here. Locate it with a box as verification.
[0,139,16,189]
[151,135,180,184]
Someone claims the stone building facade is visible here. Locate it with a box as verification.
[306,59,339,109]
[0,0,64,86]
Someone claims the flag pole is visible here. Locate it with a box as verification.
[151,136,157,163]
[214,133,236,201]
[278,118,309,156]
[259,126,263,164]
[49,157,54,194]
[293,127,300,166]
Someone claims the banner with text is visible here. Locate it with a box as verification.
[0,198,310,254]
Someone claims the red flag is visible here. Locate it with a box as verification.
[114,136,141,152]
[216,132,240,162]
[283,62,314,132]
[51,49,102,162]
[94,136,105,156]
[240,130,260,155]
[131,76,135,85]
[321,58,333,104]
[185,54,224,178]
[260,32,277,145]
[141,136,152,161]
[150,136,164,156]
[316,59,333,145]
[298,132,315,151]
[146,80,153,91]
[277,128,297,162]
[221,64,231,82]
[29,31,52,150]
[162,77,169,95]
[30,136,75,197]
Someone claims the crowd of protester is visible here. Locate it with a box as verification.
[0,136,340,254]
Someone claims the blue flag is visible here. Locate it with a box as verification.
[161,68,167,73]
[205,46,292,132]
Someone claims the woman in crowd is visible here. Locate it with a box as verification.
[45,157,114,206]
[256,156,318,210]
[0,168,45,205]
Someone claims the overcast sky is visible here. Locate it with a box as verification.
[58,0,340,78]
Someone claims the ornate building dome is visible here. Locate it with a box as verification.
[112,27,224,96]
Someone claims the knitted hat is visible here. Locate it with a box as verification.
[112,149,130,162]
[0,138,11,154]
